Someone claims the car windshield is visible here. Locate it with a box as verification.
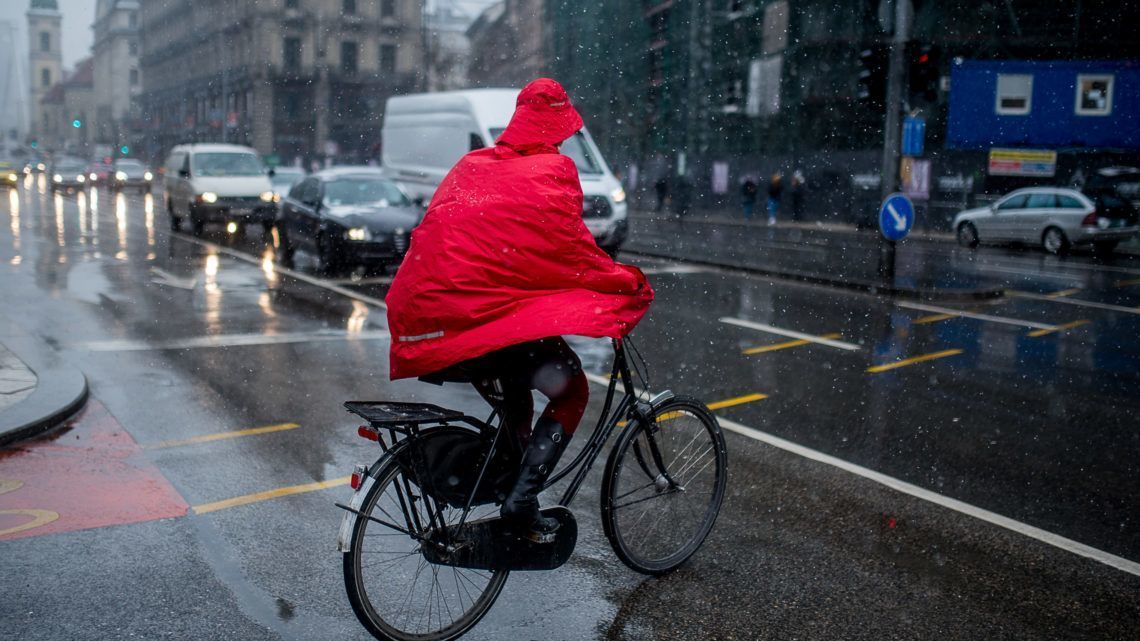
[55,162,86,172]
[193,153,265,177]
[322,178,411,207]
[272,169,305,188]
[488,128,602,175]
[116,160,145,170]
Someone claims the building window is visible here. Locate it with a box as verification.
[343,0,356,14]
[130,69,139,86]
[129,12,137,28]
[41,68,51,87]
[1076,74,1113,116]
[381,0,396,18]
[285,0,299,8]
[995,74,1032,115]
[380,44,396,74]
[39,32,50,52]
[129,40,139,56]
[341,41,359,75]
[283,37,302,71]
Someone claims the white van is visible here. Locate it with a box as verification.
[163,143,277,235]
[382,89,628,254]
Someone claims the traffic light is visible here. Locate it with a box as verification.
[120,145,129,155]
[908,43,940,105]
[857,45,888,112]
[72,119,82,128]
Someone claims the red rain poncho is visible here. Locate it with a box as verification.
[386,79,654,380]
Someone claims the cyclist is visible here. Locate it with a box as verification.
[386,78,653,539]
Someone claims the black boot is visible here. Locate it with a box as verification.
[501,417,570,540]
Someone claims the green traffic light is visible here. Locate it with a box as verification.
[72,119,82,128]
[120,145,129,154]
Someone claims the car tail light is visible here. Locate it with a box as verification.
[357,425,380,441]
[1081,212,1098,227]
[350,464,368,490]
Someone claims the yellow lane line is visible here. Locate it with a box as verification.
[192,476,350,515]
[1113,278,1140,288]
[623,392,768,425]
[143,422,301,450]
[1027,320,1091,338]
[743,333,841,355]
[913,313,958,325]
[1046,288,1082,299]
[867,349,963,373]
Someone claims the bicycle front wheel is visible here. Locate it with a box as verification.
[601,396,727,575]
[343,453,508,641]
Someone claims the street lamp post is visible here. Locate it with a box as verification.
[877,0,912,282]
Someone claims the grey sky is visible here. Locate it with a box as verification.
[11,0,96,72]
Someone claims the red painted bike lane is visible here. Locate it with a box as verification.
[0,400,188,541]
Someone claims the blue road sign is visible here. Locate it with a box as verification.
[902,116,925,156]
[879,193,914,241]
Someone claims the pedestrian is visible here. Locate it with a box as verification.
[791,170,805,221]
[740,177,758,220]
[673,173,693,219]
[766,172,783,225]
[654,176,669,213]
[385,78,653,540]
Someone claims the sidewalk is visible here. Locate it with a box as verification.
[0,329,89,448]
[625,209,1007,299]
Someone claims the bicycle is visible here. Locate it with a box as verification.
[336,338,728,641]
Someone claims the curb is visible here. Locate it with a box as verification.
[0,341,89,448]
[623,247,1006,302]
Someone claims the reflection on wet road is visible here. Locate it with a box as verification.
[2,184,1138,640]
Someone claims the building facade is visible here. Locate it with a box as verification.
[26,0,62,145]
[92,0,142,148]
[467,0,547,88]
[40,58,95,156]
[138,0,424,165]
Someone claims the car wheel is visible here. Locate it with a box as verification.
[275,227,295,268]
[316,234,341,275]
[192,217,205,237]
[168,200,182,232]
[1042,227,1069,255]
[956,222,979,248]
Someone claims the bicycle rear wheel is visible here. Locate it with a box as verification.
[343,453,508,641]
[601,396,727,575]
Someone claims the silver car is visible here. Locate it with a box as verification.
[953,187,1139,255]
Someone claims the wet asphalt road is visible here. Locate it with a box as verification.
[1,178,1138,640]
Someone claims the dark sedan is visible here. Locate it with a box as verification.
[276,168,420,272]
[111,158,154,192]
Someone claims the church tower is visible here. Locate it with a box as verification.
[27,0,62,145]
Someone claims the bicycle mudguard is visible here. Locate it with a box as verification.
[421,507,577,571]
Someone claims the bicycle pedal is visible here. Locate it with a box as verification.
[524,529,557,545]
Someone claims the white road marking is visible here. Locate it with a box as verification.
[172,233,389,310]
[583,374,1140,578]
[640,265,712,275]
[78,330,391,352]
[149,267,198,290]
[898,301,1056,330]
[718,317,861,351]
[1007,290,1140,315]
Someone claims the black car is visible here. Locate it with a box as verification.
[276,167,420,272]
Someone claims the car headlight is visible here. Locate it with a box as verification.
[37,163,46,171]
[6,173,16,182]
[77,175,86,183]
[144,171,153,181]
[53,174,62,183]
[115,171,127,181]
[611,187,627,203]
[200,192,218,203]
[89,172,98,180]
[259,191,275,203]
[346,227,372,241]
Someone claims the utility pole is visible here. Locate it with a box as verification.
[878,0,911,281]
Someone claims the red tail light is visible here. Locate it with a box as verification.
[350,464,368,490]
[1081,212,1098,227]
[357,425,380,441]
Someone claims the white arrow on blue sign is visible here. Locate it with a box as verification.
[879,193,914,241]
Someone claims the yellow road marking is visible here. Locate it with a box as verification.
[1046,288,1081,299]
[743,334,841,355]
[913,313,958,325]
[144,422,301,450]
[193,476,350,515]
[1113,278,1140,288]
[867,349,963,373]
[622,392,768,425]
[1027,320,1091,337]
[0,509,60,536]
